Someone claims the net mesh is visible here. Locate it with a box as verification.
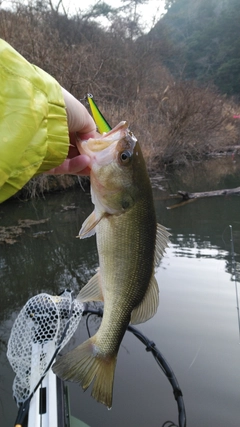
[7,290,83,405]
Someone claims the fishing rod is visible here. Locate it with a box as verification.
[229,225,240,341]
[83,304,187,427]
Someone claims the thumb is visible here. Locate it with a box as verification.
[61,88,96,134]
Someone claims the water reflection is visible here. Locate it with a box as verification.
[164,155,240,194]
[0,164,240,426]
[0,191,99,324]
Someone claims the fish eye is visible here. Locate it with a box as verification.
[120,150,132,164]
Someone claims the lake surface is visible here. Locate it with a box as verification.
[0,157,240,427]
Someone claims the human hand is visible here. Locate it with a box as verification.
[46,88,97,175]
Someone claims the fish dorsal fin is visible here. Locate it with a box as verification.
[130,276,159,325]
[154,223,170,267]
[79,211,106,239]
[77,269,104,302]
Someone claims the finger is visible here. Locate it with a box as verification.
[68,144,80,159]
[44,155,90,175]
[78,130,102,140]
[70,130,100,143]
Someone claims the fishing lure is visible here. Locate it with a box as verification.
[86,93,112,134]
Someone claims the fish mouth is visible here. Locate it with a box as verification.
[78,121,137,166]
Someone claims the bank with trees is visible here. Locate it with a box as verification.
[1,0,239,198]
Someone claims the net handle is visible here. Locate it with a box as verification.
[14,296,75,427]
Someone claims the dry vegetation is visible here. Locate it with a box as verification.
[1,2,239,197]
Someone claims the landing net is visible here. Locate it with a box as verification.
[7,290,83,405]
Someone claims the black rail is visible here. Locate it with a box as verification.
[83,304,187,427]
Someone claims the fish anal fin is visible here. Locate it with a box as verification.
[154,223,171,267]
[79,211,106,239]
[130,276,159,325]
[77,270,104,302]
[52,337,117,408]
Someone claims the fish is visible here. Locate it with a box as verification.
[53,121,169,408]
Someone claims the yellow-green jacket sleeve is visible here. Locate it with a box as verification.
[0,39,69,203]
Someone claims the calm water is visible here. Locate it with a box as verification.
[1,157,240,427]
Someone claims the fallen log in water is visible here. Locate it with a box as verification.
[178,187,240,200]
[168,186,240,209]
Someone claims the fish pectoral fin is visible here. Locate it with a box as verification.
[130,276,159,325]
[154,223,171,267]
[77,270,104,302]
[79,211,106,239]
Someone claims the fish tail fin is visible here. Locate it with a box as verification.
[91,354,117,408]
[52,337,117,408]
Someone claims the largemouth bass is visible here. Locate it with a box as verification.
[53,121,169,408]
